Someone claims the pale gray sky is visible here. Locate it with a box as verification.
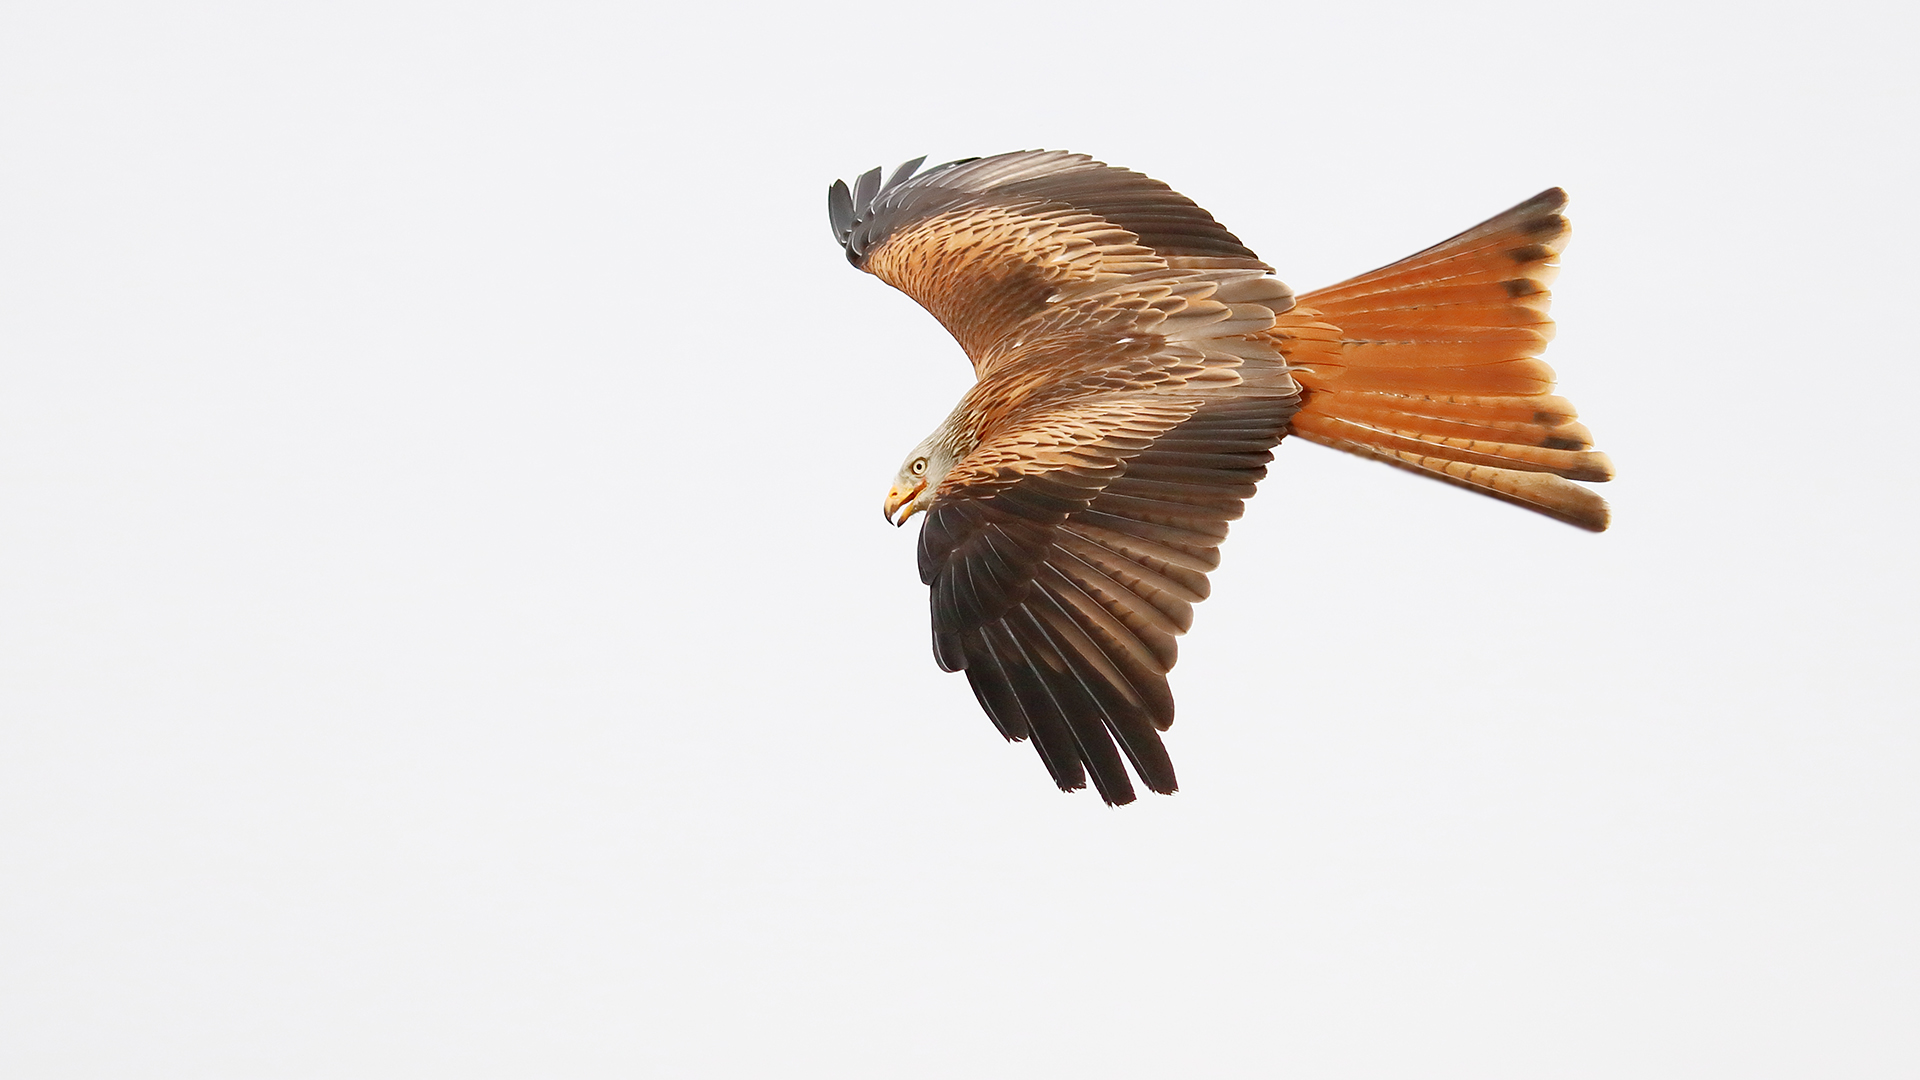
[2,1,1914,1076]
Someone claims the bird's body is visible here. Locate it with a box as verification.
[829,151,1611,804]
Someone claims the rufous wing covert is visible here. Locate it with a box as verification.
[828,151,1611,805]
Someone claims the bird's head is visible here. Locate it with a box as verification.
[883,432,960,527]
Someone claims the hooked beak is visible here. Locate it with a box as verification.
[883,482,926,527]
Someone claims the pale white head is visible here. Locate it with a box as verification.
[882,412,971,527]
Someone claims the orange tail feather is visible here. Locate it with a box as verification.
[1266,188,1613,531]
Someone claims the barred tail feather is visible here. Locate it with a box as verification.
[1289,413,1611,530]
[1268,188,1613,531]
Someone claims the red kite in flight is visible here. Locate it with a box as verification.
[828,151,1611,804]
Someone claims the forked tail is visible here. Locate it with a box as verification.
[1265,189,1614,530]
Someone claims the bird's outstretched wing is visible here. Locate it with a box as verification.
[831,151,1299,803]
[918,391,1293,804]
[830,151,1280,373]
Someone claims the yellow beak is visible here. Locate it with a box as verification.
[883,482,926,527]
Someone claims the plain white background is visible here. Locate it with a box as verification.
[2,1,1914,1076]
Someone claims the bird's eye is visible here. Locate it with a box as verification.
[910,458,927,476]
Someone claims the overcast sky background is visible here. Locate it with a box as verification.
[3,2,1915,1076]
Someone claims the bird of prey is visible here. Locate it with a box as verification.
[827,150,1611,805]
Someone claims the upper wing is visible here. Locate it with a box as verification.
[828,151,1282,373]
